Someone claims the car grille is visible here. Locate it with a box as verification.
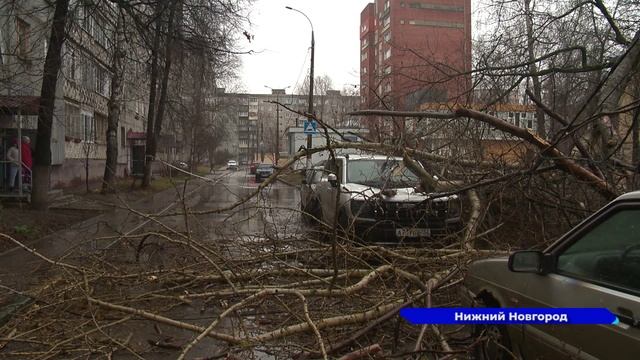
[352,200,449,226]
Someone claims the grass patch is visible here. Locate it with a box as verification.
[14,224,37,237]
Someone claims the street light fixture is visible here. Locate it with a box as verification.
[264,85,290,165]
[286,5,314,169]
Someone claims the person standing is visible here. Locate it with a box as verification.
[6,139,19,191]
[21,136,32,187]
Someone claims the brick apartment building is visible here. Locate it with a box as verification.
[359,0,472,116]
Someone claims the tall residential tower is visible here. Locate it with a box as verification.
[360,0,472,114]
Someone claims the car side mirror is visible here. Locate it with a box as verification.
[327,173,338,187]
[508,251,553,274]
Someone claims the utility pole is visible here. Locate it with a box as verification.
[306,30,314,170]
[286,6,314,169]
[276,93,280,165]
[260,121,264,162]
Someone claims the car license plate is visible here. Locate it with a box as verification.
[396,228,430,237]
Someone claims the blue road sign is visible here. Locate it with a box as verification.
[303,119,317,135]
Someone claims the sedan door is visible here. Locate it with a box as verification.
[518,204,640,360]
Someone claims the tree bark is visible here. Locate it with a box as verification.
[141,4,163,188]
[455,107,617,199]
[596,30,640,157]
[524,0,547,139]
[102,16,125,193]
[32,0,71,209]
[142,1,176,187]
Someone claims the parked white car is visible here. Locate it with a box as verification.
[227,160,238,171]
[303,154,462,242]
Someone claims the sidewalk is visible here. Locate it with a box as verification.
[0,175,212,315]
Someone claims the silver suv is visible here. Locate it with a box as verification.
[301,154,462,242]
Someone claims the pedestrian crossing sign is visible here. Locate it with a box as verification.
[303,119,317,135]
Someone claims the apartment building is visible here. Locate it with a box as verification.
[215,88,359,164]
[360,0,472,114]
[0,0,148,192]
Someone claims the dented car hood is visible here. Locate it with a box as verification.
[342,183,456,202]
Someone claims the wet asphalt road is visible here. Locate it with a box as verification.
[0,167,304,359]
[0,168,301,289]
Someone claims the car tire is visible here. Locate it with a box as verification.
[473,299,514,360]
[301,200,320,224]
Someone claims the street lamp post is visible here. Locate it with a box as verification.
[286,6,314,169]
[264,85,290,165]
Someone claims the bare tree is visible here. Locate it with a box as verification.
[32,0,71,209]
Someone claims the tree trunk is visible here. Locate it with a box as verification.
[632,98,639,189]
[84,143,90,193]
[142,2,177,187]
[141,4,163,188]
[524,0,546,139]
[596,30,640,157]
[102,17,125,193]
[32,0,71,209]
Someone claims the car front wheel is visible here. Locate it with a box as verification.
[473,299,515,360]
[301,200,320,224]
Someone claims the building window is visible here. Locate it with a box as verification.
[96,66,111,96]
[63,45,79,82]
[361,38,368,49]
[383,16,391,28]
[95,114,107,143]
[92,15,108,48]
[384,48,391,60]
[400,20,405,25]
[361,51,368,61]
[65,103,82,140]
[16,18,30,59]
[363,66,367,74]
[120,126,126,148]
[384,31,391,42]
[82,112,96,142]
[383,65,391,75]
[81,57,96,90]
[384,0,390,11]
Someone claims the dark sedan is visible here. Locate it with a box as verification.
[255,164,274,182]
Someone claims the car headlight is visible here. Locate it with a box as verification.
[448,196,461,217]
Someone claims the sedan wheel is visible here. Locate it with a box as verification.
[301,200,320,224]
[474,322,513,360]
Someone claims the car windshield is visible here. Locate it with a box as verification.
[346,159,419,187]
[257,164,272,169]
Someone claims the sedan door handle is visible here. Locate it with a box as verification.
[615,307,639,328]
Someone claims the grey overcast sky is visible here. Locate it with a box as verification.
[239,0,373,94]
